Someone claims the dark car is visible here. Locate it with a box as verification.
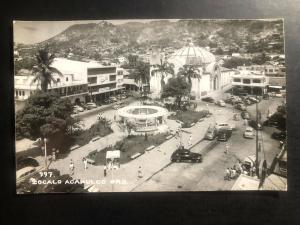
[235,103,246,111]
[248,120,263,130]
[204,125,217,140]
[171,147,202,163]
[241,111,250,120]
[202,97,214,103]
[271,131,286,141]
[217,129,232,141]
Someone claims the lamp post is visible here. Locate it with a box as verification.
[44,138,48,169]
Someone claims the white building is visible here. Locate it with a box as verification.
[14,58,125,111]
[232,68,269,95]
[149,42,233,99]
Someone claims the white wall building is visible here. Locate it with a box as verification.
[15,58,126,111]
[232,68,269,95]
[149,42,233,99]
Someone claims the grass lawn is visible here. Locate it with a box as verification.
[86,133,169,165]
[168,110,209,128]
[71,120,113,146]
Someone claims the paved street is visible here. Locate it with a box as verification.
[37,94,284,192]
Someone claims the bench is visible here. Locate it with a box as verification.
[130,152,143,159]
[166,135,173,140]
[91,135,101,142]
[70,144,80,151]
[86,158,96,165]
[146,145,155,151]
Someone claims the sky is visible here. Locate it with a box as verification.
[13,19,179,44]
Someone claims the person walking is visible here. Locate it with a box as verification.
[52,148,56,161]
[83,157,88,170]
[224,168,230,181]
[188,135,193,148]
[138,166,143,178]
[69,159,74,176]
[104,165,107,177]
[224,143,229,154]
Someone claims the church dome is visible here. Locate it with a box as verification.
[167,42,216,68]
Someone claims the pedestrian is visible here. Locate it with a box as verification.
[138,166,143,178]
[224,143,229,154]
[114,115,116,121]
[252,166,256,177]
[104,165,107,177]
[52,148,56,161]
[188,135,192,147]
[224,168,230,181]
[69,159,74,176]
[83,157,88,170]
[231,168,236,179]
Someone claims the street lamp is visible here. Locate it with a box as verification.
[44,138,48,169]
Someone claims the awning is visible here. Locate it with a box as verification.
[268,85,282,89]
[106,150,121,159]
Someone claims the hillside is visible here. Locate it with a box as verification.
[15,19,284,64]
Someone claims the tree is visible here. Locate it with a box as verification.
[31,48,63,92]
[15,91,76,151]
[131,61,150,95]
[151,58,174,93]
[162,76,191,109]
[223,57,251,69]
[177,65,202,97]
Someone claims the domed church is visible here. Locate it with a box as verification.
[149,40,232,99]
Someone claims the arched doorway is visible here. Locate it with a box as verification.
[75,98,81,105]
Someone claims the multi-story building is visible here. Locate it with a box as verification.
[231,68,269,95]
[237,64,286,89]
[14,58,125,111]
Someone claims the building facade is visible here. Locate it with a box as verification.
[14,58,125,111]
[232,69,269,95]
[149,42,232,99]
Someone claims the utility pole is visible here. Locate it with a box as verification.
[255,100,259,177]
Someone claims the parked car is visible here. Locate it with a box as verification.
[271,131,286,141]
[109,96,118,102]
[248,97,259,103]
[171,146,202,163]
[217,129,232,141]
[215,122,233,131]
[248,120,262,130]
[243,127,255,139]
[215,100,226,107]
[202,97,214,103]
[235,103,246,111]
[241,111,250,120]
[85,102,97,110]
[275,93,283,97]
[73,105,84,113]
[204,125,218,140]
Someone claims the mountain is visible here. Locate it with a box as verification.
[16,19,284,62]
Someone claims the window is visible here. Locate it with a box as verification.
[87,67,116,75]
[57,78,60,82]
[88,77,97,84]
[15,91,18,96]
[243,79,251,84]
[109,75,116,81]
[233,78,241,82]
[269,69,273,72]
[117,70,123,75]
[66,77,69,81]
[22,91,25,96]
[252,79,261,83]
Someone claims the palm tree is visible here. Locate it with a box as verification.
[31,48,63,92]
[177,65,202,99]
[131,61,150,95]
[151,58,174,93]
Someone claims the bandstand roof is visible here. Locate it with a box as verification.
[117,105,168,120]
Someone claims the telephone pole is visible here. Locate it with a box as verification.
[255,100,259,177]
